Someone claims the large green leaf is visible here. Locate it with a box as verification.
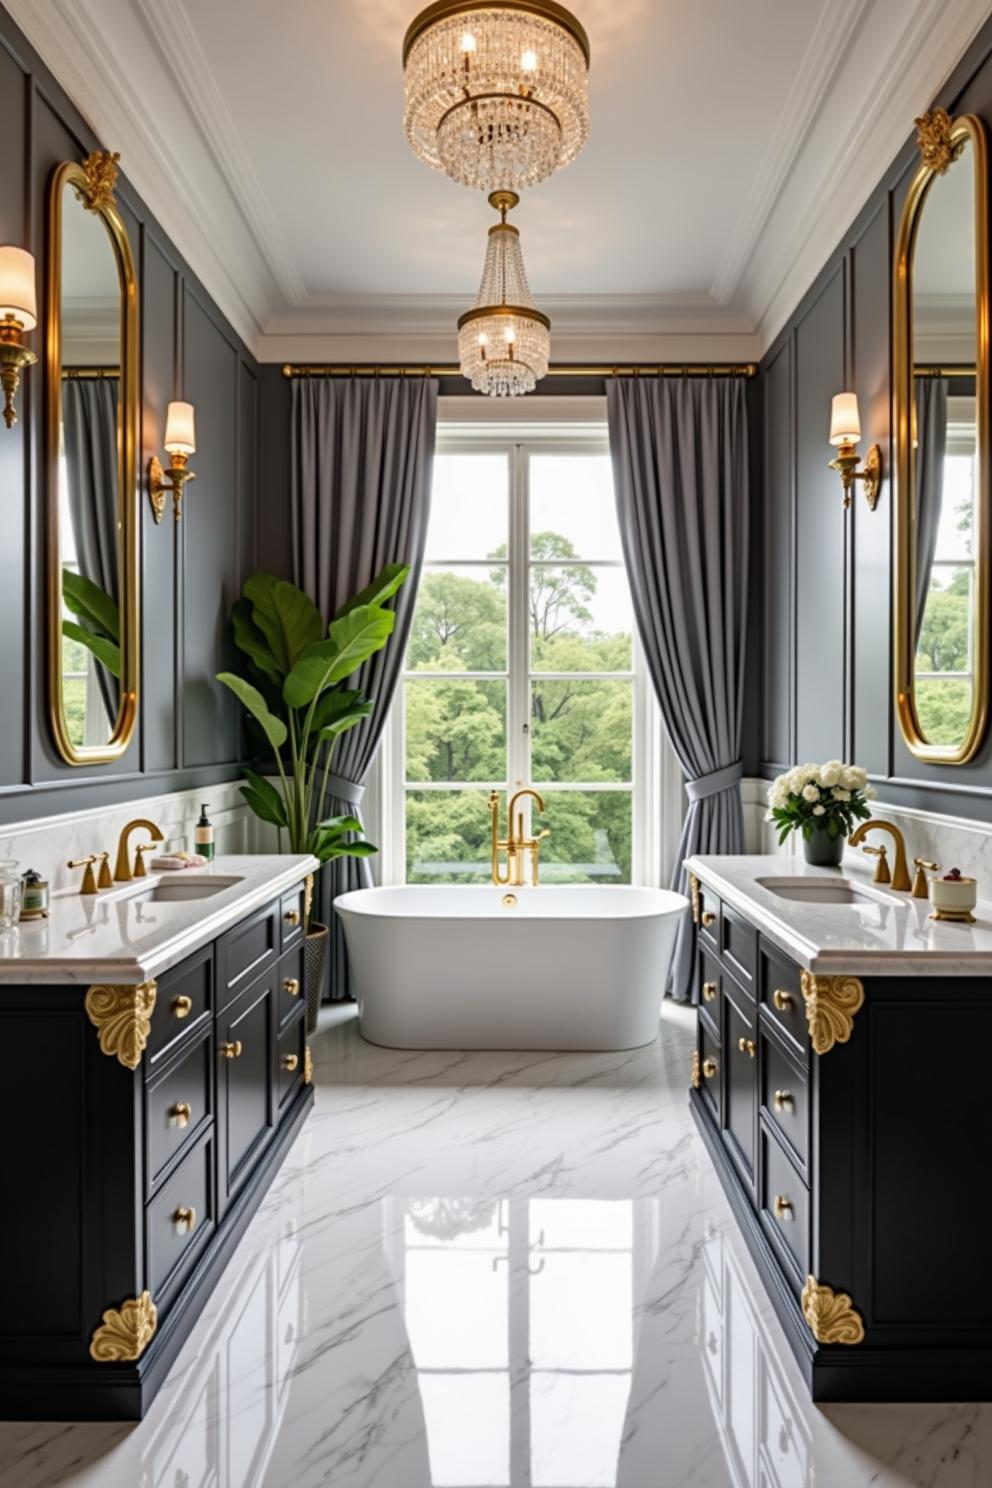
[245,574,322,673]
[283,605,395,708]
[318,712,368,744]
[62,619,121,678]
[314,814,364,833]
[216,672,288,749]
[231,598,282,685]
[311,689,364,733]
[334,563,410,620]
[62,569,119,641]
[241,768,288,829]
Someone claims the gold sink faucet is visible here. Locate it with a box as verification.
[114,818,164,883]
[848,819,912,891]
[488,789,551,887]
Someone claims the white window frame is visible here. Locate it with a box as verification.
[376,418,667,888]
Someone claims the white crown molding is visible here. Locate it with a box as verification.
[711,0,874,305]
[751,0,992,352]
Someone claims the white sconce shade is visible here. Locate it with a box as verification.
[829,391,861,447]
[164,400,196,456]
[0,246,38,330]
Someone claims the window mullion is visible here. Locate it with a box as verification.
[508,444,530,792]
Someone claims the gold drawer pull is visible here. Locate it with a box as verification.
[284,908,301,927]
[772,988,794,1012]
[773,1089,794,1114]
[701,910,716,928]
[172,995,193,1019]
[702,981,717,1003]
[168,1101,192,1129]
[702,1057,718,1079]
[773,1194,793,1221]
[173,1205,197,1235]
[283,977,300,997]
[738,1037,756,1058]
[219,1040,243,1060]
[282,1053,299,1073]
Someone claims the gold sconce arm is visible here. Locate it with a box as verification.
[828,440,882,510]
[0,323,37,430]
[0,246,38,430]
[149,400,196,523]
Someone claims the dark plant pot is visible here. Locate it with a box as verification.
[304,922,328,1034]
[803,830,845,868]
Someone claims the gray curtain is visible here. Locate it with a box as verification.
[914,376,948,644]
[607,377,750,1002]
[291,376,437,1000]
[62,376,120,725]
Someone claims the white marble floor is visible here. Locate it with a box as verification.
[2,1004,990,1488]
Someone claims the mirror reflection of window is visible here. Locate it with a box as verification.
[59,446,115,750]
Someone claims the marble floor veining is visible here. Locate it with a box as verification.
[2,1004,990,1488]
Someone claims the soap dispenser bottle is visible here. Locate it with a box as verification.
[195,803,215,861]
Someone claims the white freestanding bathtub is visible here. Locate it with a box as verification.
[334,885,689,1051]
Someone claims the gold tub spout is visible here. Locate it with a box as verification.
[848,819,912,891]
[488,789,551,887]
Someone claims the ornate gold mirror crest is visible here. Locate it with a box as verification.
[893,109,989,763]
[47,150,139,765]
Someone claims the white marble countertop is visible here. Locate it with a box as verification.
[685,853,992,976]
[0,854,319,985]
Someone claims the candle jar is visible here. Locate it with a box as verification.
[0,860,23,930]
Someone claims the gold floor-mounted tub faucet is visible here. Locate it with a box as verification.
[488,789,551,887]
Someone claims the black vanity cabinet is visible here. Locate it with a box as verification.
[688,874,992,1403]
[0,881,314,1421]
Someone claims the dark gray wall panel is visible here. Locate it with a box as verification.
[255,366,293,582]
[761,342,793,770]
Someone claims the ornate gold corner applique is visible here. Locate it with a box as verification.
[89,1290,158,1362]
[84,981,157,1070]
[801,1275,865,1345]
[689,874,700,925]
[304,1044,314,1086]
[78,149,121,212]
[915,108,964,175]
[304,872,315,920]
[691,1049,702,1089]
[799,971,864,1055]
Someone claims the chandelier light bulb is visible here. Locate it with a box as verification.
[460,30,476,51]
[521,48,538,71]
[458,191,550,397]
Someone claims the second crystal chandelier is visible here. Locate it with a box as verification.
[458,192,550,397]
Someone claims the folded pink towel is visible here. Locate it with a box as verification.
[148,852,210,871]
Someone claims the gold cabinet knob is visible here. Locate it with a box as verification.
[773,1090,794,1114]
[284,909,301,927]
[282,1053,299,1073]
[702,981,717,1003]
[773,1194,793,1221]
[702,1057,718,1079]
[283,978,300,997]
[173,1205,197,1235]
[219,1040,243,1060]
[168,1101,192,1129]
[772,988,793,1012]
[701,910,716,928]
[737,1037,756,1058]
[172,994,194,1020]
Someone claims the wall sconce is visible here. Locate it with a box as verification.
[0,246,38,430]
[828,392,881,510]
[149,401,196,523]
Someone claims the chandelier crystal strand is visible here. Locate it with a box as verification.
[404,2,589,192]
[458,191,550,397]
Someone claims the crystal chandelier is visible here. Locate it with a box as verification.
[458,191,550,396]
[403,1,590,192]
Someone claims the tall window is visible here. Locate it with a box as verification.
[385,425,653,885]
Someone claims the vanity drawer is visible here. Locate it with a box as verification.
[280,883,306,951]
[217,899,279,1011]
[760,1132,809,1287]
[697,1017,722,1126]
[721,904,756,993]
[277,1011,307,1110]
[722,987,757,1192]
[276,946,305,1030]
[219,978,276,1210]
[146,1029,213,1191]
[695,879,720,950]
[146,1131,215,1305]
[697,949,721,1037]
[759,944,807,1062]
[761,1035,808,1174]
[147,946,213,1068]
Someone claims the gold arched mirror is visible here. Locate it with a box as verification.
[893,109,989,763]
[47,151,139,765]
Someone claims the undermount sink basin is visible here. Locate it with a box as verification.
[756,876,884,906]
[132,875,244,904]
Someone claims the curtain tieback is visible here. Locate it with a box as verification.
[325,772,365,807]
[684,761,743,804]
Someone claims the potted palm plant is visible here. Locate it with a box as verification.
[217,562,409,1029]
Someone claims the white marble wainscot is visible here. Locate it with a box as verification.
[0,780,254,897]
[1,1002,989,1488]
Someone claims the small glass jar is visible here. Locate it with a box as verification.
[0,860,22,930]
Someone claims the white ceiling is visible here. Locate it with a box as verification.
[8,0,991,362]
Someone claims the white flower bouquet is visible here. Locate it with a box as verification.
[767,761,876,851]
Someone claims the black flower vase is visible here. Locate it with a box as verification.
[803,829,845,868]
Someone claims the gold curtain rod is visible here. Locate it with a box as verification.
[61,367,121,380]
[914,364,976,377]
[280,362,758,380]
